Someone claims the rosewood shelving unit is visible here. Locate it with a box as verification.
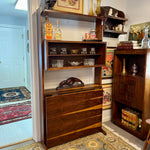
[39,9,106,148]
[112,48,150,140]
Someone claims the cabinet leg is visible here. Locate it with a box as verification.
[100,128,107,135]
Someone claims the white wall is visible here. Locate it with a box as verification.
[101,0,127,46]
[126,0,150,39]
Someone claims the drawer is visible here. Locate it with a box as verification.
[45,89,103,118]
[45,88,103,141]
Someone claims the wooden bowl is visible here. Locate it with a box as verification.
[71,49,79,54]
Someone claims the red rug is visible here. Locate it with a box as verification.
[0,101,31,125]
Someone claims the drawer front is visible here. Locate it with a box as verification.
[45,89,103,147]
[46,89,103,117]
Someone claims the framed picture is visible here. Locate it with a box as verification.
[102,48,115,79]
[102,84,112,110]
[129,22,150,46]
[53,0,83,14]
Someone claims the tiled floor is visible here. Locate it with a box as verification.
[1,121,146,150]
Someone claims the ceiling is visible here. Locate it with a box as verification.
[0,0,28,18]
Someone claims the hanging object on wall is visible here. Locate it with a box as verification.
[95,0,101,16]
[88,0,94,16]
[45,0,56,10]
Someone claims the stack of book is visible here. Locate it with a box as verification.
[117,41,133,50]
[121,108,140,130]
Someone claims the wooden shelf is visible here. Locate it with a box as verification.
[115,49,147,55]
[107,16,128,21]
[44,84,102,97]
[45,40,106,44]
[41,9,103,22]
[115,73,144,79]
[112,120,143,139]
[104,30,127,34]
[47,65,104,71]
[48,54,101,57]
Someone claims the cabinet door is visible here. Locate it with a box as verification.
[113,75,144,111]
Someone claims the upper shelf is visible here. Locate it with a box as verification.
[106,16,128,21]
[104,30,127,34]
[41,9,103,22]
[45,39,106,44]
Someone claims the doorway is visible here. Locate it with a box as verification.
[0,1,32,148]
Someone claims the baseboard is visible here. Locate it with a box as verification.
[102,115,111,122]
[102,109,111,122]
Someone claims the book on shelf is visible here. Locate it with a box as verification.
[117,41,133,50]
[121,108,140,130]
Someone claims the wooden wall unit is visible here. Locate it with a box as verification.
[40,9,106,148]
[112,49,150,140]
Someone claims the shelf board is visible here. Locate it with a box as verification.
[48,54,101,57]
[47,64,104,71]
[44,84,102,97]
[113,119,143,140]
[115,49,147,54]
[104,30,127,34]
[107,16,128,21]
[45,40,106,44]
[42,9,103,22]
[114,73,144,79]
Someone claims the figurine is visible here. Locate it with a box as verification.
[132,64,138,76]
[108,8,113,16]
[45,0,56,10]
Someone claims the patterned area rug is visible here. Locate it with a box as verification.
[49,126,137,150]
[0,101,31,125]
[11,127,138,150]
[0,86,31,104]
[11,143,45,150]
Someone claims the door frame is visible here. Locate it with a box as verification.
[28,0,43,142]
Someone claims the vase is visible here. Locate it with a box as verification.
[122,58,126,75]
[88,0,94,16]
[95,0,101,16]
[141,26,150,48]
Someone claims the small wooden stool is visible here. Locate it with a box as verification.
[143,119,150,150]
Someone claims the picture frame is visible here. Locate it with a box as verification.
[102,84,112,110]
[129,22,150,46]
[53,0,83,14]
[102,48,115,79]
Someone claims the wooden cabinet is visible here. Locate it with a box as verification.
[40,10,106,148]
[112,49,150,140]
[44,85,103,148]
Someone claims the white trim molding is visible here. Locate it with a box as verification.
[28,0,42,142]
